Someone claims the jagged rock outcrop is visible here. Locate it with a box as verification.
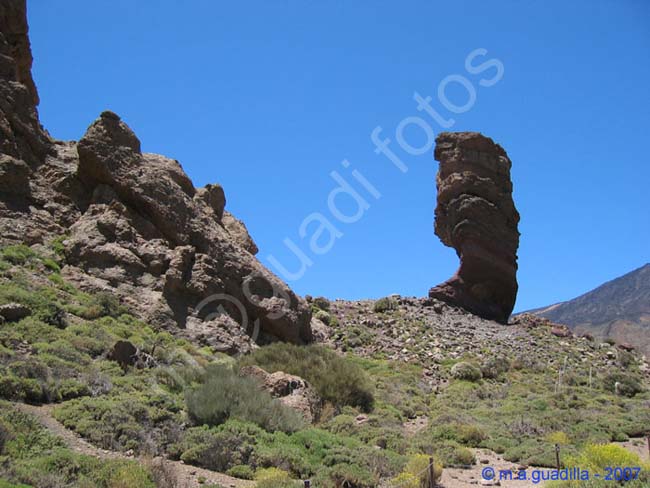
[429,132,520,323]
[0,0,312,348]
[0,0,50,167]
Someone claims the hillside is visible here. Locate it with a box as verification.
[526,264,650,357]
[1,1,650,488]
[1,253,649,487]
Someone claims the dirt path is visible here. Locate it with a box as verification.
[14,402,649,488]
[438,449,554,488]
[617,437,650,463]
[13,403,254,488]
[439,440,649,488]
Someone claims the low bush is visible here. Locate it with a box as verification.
[602,372,643,397]
[456,424,488,447]
[545,431,570,446]
[568,443,647,472]
[0,245,37,265]
[0,403,156,488]
[240,343,374,412]
[255,468,302,488]
[173,421,266,472]
[314,310,331,325]
[54,393,183,454]
[312,297,330,311]
[227,464,255,480]
[0,419,11,454]
[185,364,304,433]
[451,362,482,382]
[480,357,510,379]
[391,454,442,488]
[373,297,398,313]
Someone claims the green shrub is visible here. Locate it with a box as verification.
[324,462,376,488]
[185,364,304,433]
[456,424,487,447]
[602,372,643,397]
[240,344,374,412]
[373,297,398,313]
[0,403,156,488]
[0,373,45,403]
[174,421,265,472]
[480,357,510,379]
[450,362,482,382]
[568,443,648,472]
[255,467,302,487]
[0,245,37,265]
[54,393,182,454]
[50,236,66,258]
[78,292,126,319]
[391,454,442,488]
[312,297,331,311]
[227,465,255,480]
[0,419,11,454]
[314,310,331,325]
[447,446,475,466]
[546,431,570,445]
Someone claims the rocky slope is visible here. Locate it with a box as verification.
[0,0,311,350]
[526,263,650,357]
[312,296,650,390]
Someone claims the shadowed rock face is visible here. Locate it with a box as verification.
[0,1,312,348]
[429,132,520,323]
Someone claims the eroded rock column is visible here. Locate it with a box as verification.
[429,132,520,323]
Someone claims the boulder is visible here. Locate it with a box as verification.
[240,365,321,422]
[551,326,572,338]
[429,132,520,323]
[0,302,30,321]
[108,340,137,369]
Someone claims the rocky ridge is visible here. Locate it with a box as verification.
[317,296,650,391]
[527,263,650,357]
[0,0,311,350]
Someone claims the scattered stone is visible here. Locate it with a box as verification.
[551,326,571,338]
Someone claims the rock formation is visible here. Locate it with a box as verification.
[0,0,311,348]
[429,132,520,323]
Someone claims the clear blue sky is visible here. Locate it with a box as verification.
[29,1,650,312]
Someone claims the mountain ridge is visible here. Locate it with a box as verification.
[524,263,650,356]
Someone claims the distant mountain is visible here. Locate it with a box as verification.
[525,263,650,356]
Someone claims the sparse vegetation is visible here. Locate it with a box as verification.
[0,402,156,487]
[450,361,482,382]
[373,296,398,313]
[185,364,305,433]
[239,343,375,412]
[0,246,649,486]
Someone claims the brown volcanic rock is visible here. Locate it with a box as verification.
[0,2,311,348]
[0,0,50,167]
[429,132,520,323]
